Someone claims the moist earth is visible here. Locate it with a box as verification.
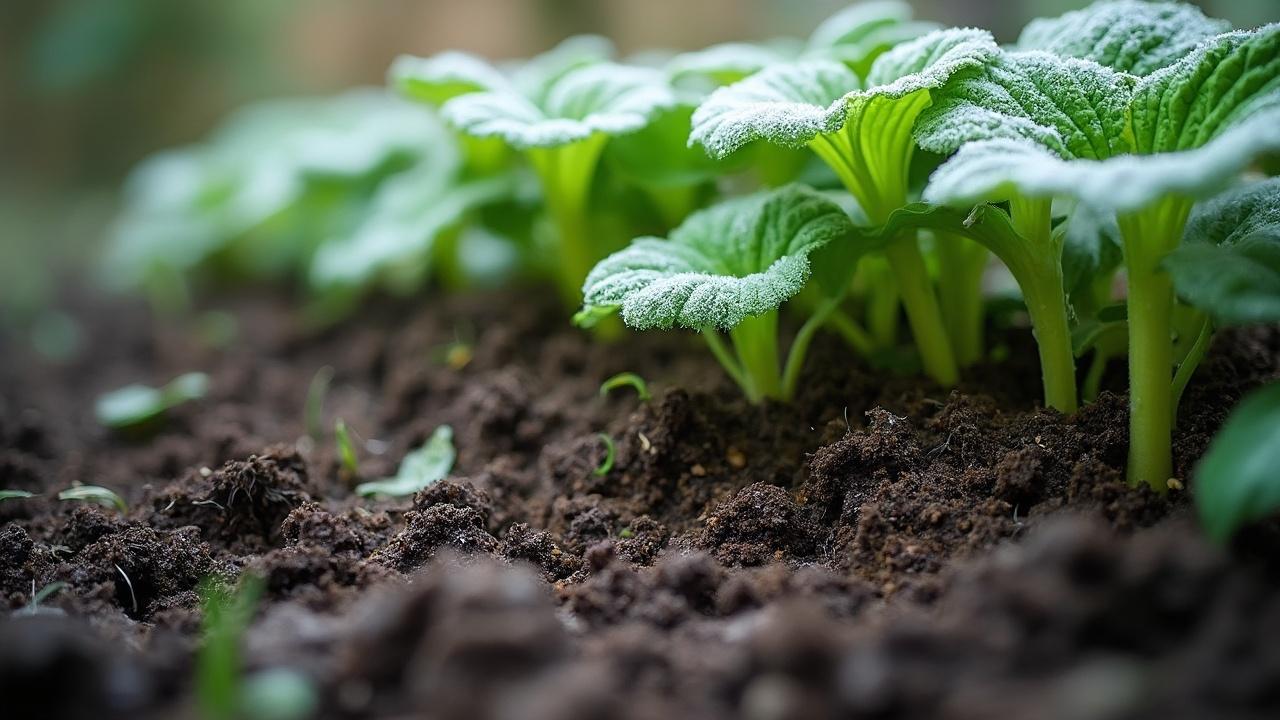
[1,288,1278,720]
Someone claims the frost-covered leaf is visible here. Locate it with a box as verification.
[667,42,796,87]
[356,426,456,498]
[808,1,939,75]
[390,51,511,106]
[924,111,1280,213]
[1130,24,1280,154]
[1017,0,1230,76]
[580,185,853,330]
[690,28,996,160]
[510,34,616,102]
[443,63,676,149]
[1166,178,1280,324]
[1196,382,1280,543]
[916,51,1134,160]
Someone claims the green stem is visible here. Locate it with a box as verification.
[883,235,959,386]
[703,328,753,401]
[862,259,900,349]
[1171,312,1214,421]
[1118,198,1192,491]
[935,232,987,367]
[729,311,782,402]
[828,309,876,357]
[527,135,608,307]
[1084,350,1109,404]
[781,298,839,400]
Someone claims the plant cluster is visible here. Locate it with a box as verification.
[104,1,1280,537]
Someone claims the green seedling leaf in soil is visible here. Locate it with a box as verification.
[356,425,455,498]
[197,574,265,720]
[581,185,856,403]
[304,366,334,441]
[18,581,69,617]
[691,28,1001,387]
[916,20,1280,490]
[335,419,360,478]
[1195,382,1280,544]
[599,372,652,402]
[58,485,127,513]
[594,434,616,476]
[0,489,36,502]
[96,371,210,429]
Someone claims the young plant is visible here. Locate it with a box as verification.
[689,28,1003,386]
[58,485,127,512]
[579,185,856,403]
[393,41,677,304]
[355,425,456,499]
[96,372,210,430]
[914,15,1280,489]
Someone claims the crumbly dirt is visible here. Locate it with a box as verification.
[1,287,1279,720]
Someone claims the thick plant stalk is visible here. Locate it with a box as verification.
[883,235,959,386]
[936,232,988,367]
[729,311,782,402]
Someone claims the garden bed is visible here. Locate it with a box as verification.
[3,288,1279,719]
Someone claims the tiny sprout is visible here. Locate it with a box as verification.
[198,574,265,720]
[18,581,68,617]
[443,341,473,370]
[96,371,210,429]
[599,372,651,402]
[0,489,36,502]
[594,433,616,476]
[335,419,360,477]
[304,366,335,441]
[58,485,127,512]
[356,425,456,498]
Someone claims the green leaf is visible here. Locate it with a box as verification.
[356,426,456,498]
[599,372,652,401]
[691,28,997,161]
[1129,24,1280,155]
[667,42,796,88]
[606,104,726,188]
[580,185,854,330]
[1166,178,1280,324]
[807,1,939,76]
[916,51,1135,161]
[593,434,616,476]
[389,51,512,106]
[1017,0,1230,76]
[96,371,209,429]
[0,490,36,502]
[58,485,127,512]
[1060,201,1123,297]
[443,63,676,149]
[335,419,360,477]
[1195,382,1280,543]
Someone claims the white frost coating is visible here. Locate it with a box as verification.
[666,42,793,85]
[923,112,1280,213]
[389,51,512,105]
[580,185,854,330]
[1017,0,1230,76]
[510,34,616,100]
[689,28,997,159]
[808,1,914,49]
[442,63,677,149]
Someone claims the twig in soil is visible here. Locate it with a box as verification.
[115,563,139,616]
[594,434,617,476]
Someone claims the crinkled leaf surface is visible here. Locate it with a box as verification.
[1017,0,1230,76]
[921,24,1280,212]
[1166,178,1280,324]
[690,28,997,159]
[443,63,676,149]
[580,185,853,330]
[1196,382,1280,543]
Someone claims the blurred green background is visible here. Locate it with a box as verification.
[1,0,1274,321]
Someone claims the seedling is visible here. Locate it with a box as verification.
[690,28,1002,386]
[0,489,36,502]
[356,425,456,498]
[594,434,617,476]
[197,574,264,720]
[393,40,677,304]
[335,419,360,478]
[58,484,127,513]
[304,366,334,441]
[1196,382,1280,543]
[96,371,210,430]
[914,14,1280,488]
[599,372,652,402]
[580,185,856,403]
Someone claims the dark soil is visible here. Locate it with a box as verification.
[2,287,1279,720]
